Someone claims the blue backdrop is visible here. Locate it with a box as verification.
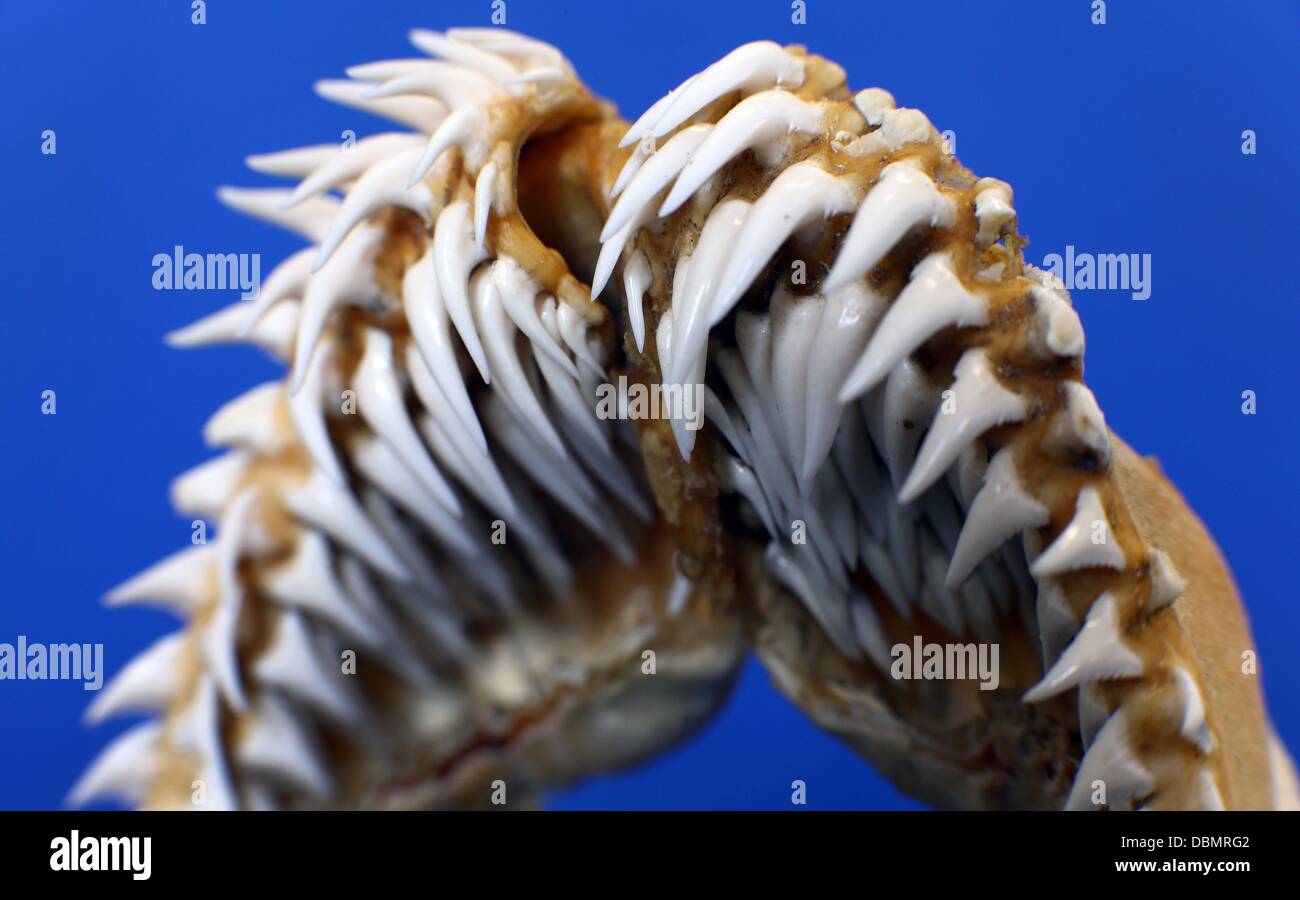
[1,1,1296,810]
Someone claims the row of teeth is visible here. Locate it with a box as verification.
[603,41,1222,810]
[74,29,652,810]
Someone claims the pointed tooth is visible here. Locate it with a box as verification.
[237,693,333,799]
[409,29,519,80]
[201,490,261,712]
[556,302,603,375]
[283,133,422,210]
[600,124,713,242]
[831,402,889,542]
[813,460,858,566]
[1030,486,1126,577]
[246,143,342,179]
[711,163,857,322]
[314,78,447,132]
[1147,549,1186,611]
[947,446,1050,586]
[68,722,162,807]
[1065,711,1154,810]
[801,283,888,487]
[360,489,459,593]
[1078,683,1110,748]
[1036,577,1079,666]
[167,298,300,360]
[591,214,646,300]
[401,247,488,452]
[1046,380,1112,465]
[921,484,965,558]
[650,41,805,139]
[610,145,648,199]
[618,73,701,148]
[289,222,386,394]
[1171,666,1213,754]
[660,91,825,216]
[313,147,433,271]
[729,324,799,511]
[216,187,339,245]
[264,530,383,647]
[492,259,575,375]
[254,610,365,727]
[474,161,499,248]
[622,250,651,352]
[353,327,462,512]
[204,382,285,453]
[882,357,939,494]
[107,545,215,616]
[823,163,956,294]
[286,339,347,485]
[764,542,858,661]
[720,455,779,535]
[899,349,1026,504]
[240,247,314,335]
[433,201,491,382]
[770,287,824,483]
[886,496,922,596]
[445,27,573,73]
[1024,593,1143,703]
[839,253,989,401]
[286,471,409,582]
[408,106,489,185]
[85,633,185,724]
[529,334,610,460]
[850,598,893,674]
[362,62,501,109]
[859,533,911,619]
[171,451,249,519]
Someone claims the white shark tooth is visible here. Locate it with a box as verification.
[1189,770,1226,811]
[769,286,825,483]
[415,412,515,521]
[401,247,488,452]
[1024,593,1143,703]
[216,187,339,245]
[254,610,365,727]
[168,298,300,361]
[289,222,386,394]
[409,104,491,186]
[471,269,567,455]
[314,78,447,132]
[1030,486,1127,577]
[529,336,610,460]
[733,316,795,495]
[1146,549,1186,611]
[1035,578,1079,667]
[313,147,433,271]
[882,357,939,494]
[85,632,185,724]
[349,432,476,558]
[67,721,162,807]
[600,124,713,242]
[433,201,492,382]
[1065,711,1154,810]
[1172,666,1214,754]
[900,349,1025,504]
[650,41,805,140]
[285,338,347,486]
[850,598,893,674]
[618,73,701,147]
[286,470,409,582]
[246,143,342,179]
[203,381,286,453]
[591,211,648,300]
[801,282,888,488]
[610,144,649,199]
[823,162,955,294]
[362,61,502,110]
[361,489,458,592]
[409,29,519,81]
[107,545,216,616]
[240,247,314,335]
[852,87,896,127]
[353,327,462,513]
[720,455,779,535]
[473,159,499,249]
[659,90,826,216]
[284,133,423,211]
[622,250,652,352]
[492,258,575,376]
[839,254,989,403]
[1078,682,1110,748]
[445,27,573,73]
[1046,381,1112,465]
[556,302,604,375]
[765,541,859,660]
[263,530,383,647]
[237,693,333,799]
[947,446,1050,587]
[171,451,249,519]
[973,178,1015,246]
[712,164,858,325]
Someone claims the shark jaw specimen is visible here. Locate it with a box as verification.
[75,28,1299,811]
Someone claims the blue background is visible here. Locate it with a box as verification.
[1,1,1296,810]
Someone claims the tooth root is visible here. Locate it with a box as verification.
[770,287,825,486]
[947,446,1050,586]
[1030,486,1127,578]
[1035,578,1080,668]
[67,722,162,807]
[1046,381,1111,465]
[106,545,216,616]
[85,633,186,724]
[246,143,343,179]
[264,530,383,647]
[314,78,447,132]
[287,471,409,582]
[622,250,651,352]
[618,73,700,148]
[801,282,888,487]
[253,610,365,727]
[1172,666,1214,754]
[659,90,826,216]
[600,124,713,243]
[839,253,989,401]
[313,148,432,271]
[171,451,250,519]
[410,105,490,185]
[204,382,286,453]
[882,357,939,494]
[240,247,315,335]
[711,163,857,323]
[401,247,488,452]
[649,41,805,139]
[433,201,492,382]
[353,327,463,513]
[900,349,1026,504]
[216,187,340,245]
[290,222,386,394]
[283,133,421,209]
[408,28,519,81]
[236,693,333,799]
[1066,711,1154,810]
[1078,683,1110,748]
[1024,592,1143,703]
[473,160,499,248]
[1147,549,1186,611]
[823,163,956,294]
